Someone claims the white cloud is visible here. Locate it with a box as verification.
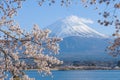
[79,17,94,24]
[67,15,94,24]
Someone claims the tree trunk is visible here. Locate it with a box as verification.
[13,76,20,80]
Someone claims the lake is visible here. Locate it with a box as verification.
[6,70,120,80]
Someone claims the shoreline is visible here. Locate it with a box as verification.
[50,66,120,71]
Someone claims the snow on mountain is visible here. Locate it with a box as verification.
[45,15,108,38]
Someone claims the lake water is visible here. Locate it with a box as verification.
[6,70,120,80]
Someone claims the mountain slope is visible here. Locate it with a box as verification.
[58,36,119,62]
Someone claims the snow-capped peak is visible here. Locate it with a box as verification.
[45,15,108,38]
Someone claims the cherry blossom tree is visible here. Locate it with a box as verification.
[0,0,62,80]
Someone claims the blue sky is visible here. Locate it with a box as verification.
[14,0,115,36]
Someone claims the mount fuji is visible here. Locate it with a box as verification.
[45,16,120,65]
